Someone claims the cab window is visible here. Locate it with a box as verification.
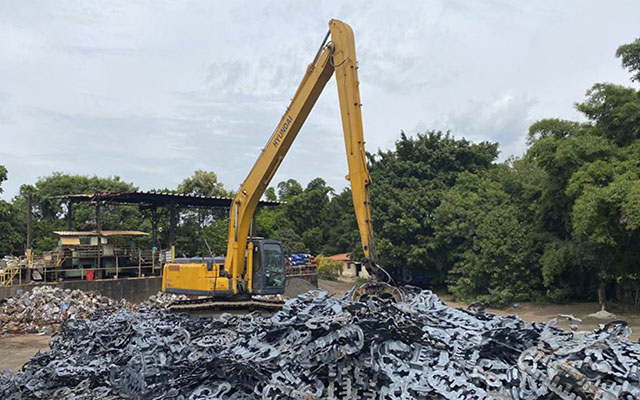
[263,243,285,288]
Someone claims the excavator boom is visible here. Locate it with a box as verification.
[224,19,380,294]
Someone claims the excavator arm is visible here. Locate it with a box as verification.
[224,19,382,294]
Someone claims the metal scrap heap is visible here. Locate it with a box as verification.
[1,289,640,399]
[0,286,126,335]
[0,288,187,335]
[138,291,189,310]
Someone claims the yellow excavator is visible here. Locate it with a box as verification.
[162,19,398,307]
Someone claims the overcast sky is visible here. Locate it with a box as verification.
[1,0,639,200]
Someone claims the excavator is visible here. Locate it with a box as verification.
[162,19,400,309]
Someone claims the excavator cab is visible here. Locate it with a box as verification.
[249,239,286,295]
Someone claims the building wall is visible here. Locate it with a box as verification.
[0,277,162,303]
[359,265,371,280]
[340,261,357,278]
[339,261,370,280]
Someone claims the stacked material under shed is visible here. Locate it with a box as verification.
[286,253,317,275]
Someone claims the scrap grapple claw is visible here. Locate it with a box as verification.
[349,281,405,303]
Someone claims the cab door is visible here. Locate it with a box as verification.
[251,240,285,294]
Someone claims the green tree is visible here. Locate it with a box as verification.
[9,173,144,254]
[0,166,7,192]
[256,178,334,255]
[201,218,229,256]
[321,188,360,256]
[0,166,22,256]
[369,131,499,285]
[524,38,640,307]
[616,37,640,82]
[177,170,228,227]
[576,84,640,146]
[177,170,226,197]
[175,170,230,256]
[273,226,307,253]
[264,187,277,201]
[255,200,307,253]
[277,179,303,200]
[283,179,332,252]
[0,200,21,256]
[435,171,542,305]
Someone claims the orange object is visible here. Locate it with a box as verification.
[86,270,94,281]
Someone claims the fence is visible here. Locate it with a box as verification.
[285,265,317,277]
[1,246,173,287]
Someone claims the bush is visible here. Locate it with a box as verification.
[317,258,342,281]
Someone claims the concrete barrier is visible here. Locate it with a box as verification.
[1,274,317,303]
[0,277,162,303]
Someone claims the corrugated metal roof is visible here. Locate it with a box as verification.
[325,253,351,262]
[52,190,283,208]
[53,230,149,237]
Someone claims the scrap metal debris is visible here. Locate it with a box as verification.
[0,286,126,335]
[0,288,187,335]
[1,289,639,399]
[138,291,189,310]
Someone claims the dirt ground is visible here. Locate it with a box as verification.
[445,298,640,342]
[317,278,356,297]
[1,280,638,373]
[0,334,50,372]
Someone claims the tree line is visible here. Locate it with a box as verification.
[1,38,639,307]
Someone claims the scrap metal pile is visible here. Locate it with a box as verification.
[0,288,186,335]
[0,286,126,335]
[1,289,640,399]
[138,291,189,310]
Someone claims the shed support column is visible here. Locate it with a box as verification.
[66,201,73,231]
[26,193,32,253]
[26,193,32,268]
[169,204,177,260]
[95,202,102,233]
[151,206,159,248]
[95,202,103,279]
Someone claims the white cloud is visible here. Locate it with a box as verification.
[431,92,537,159]
[1,0,639,199]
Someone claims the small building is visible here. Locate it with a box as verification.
[326,253,370,281]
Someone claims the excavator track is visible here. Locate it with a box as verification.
[168,296,284,312]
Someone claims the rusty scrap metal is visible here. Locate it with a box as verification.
[0,286,126,335]
[1,289,639,399]
[0,288,186,335]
